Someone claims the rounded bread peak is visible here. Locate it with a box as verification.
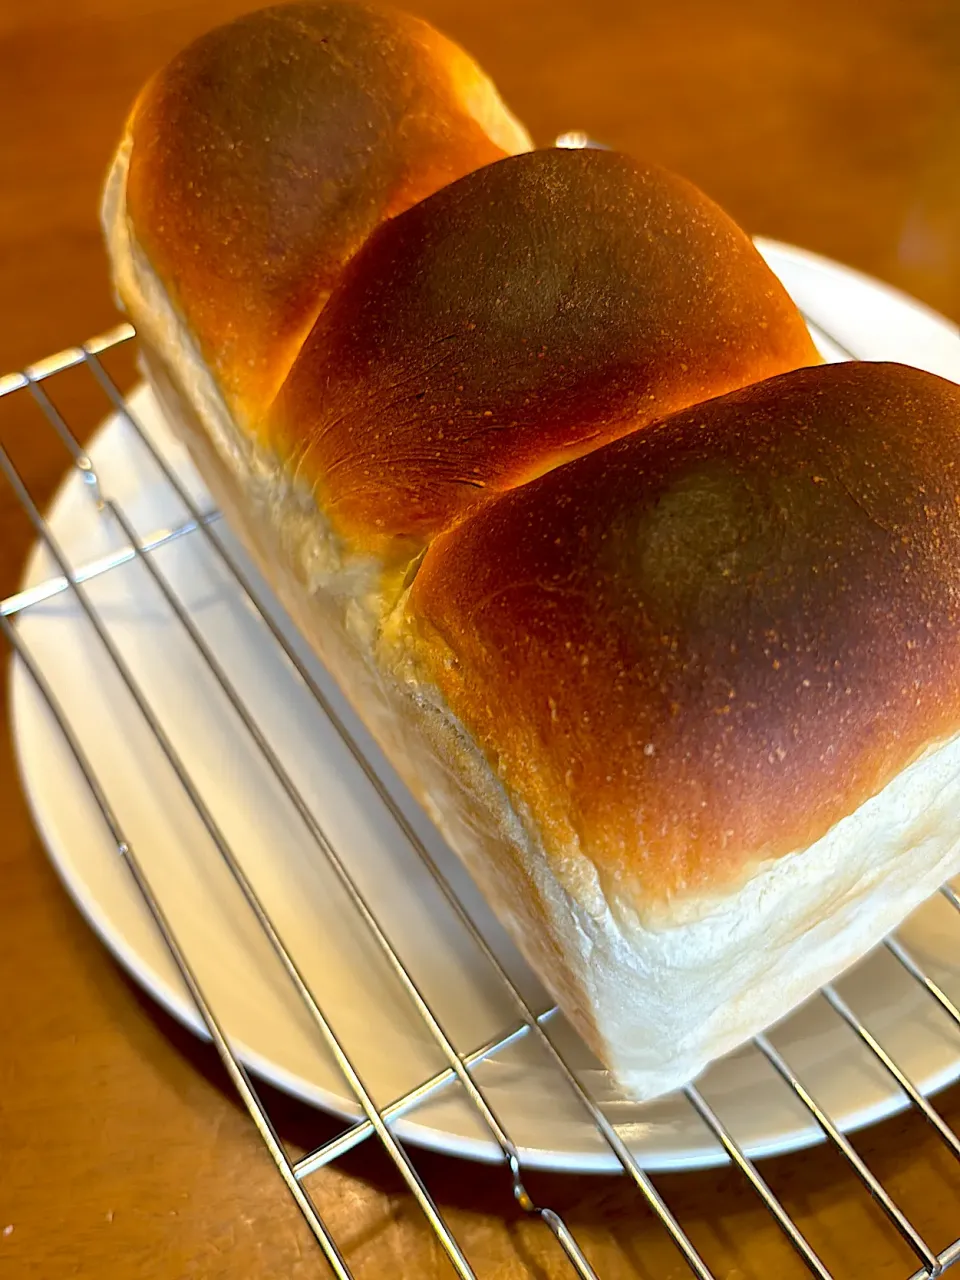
[274,145,820,557]
[403,359,960,904]
[122,0,530,410]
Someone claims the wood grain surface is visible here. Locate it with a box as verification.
[1,2,959,1278]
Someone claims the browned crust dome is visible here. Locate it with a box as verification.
[406,361,960,903]
[125,1,527,409]
[273,148,820,558]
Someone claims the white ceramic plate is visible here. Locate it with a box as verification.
[9,242,960,1174]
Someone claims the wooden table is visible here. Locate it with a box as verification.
[1,2,959,1277]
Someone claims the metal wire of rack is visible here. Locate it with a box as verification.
[3,322,960,1279]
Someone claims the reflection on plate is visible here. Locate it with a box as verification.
[9,242,960,1172]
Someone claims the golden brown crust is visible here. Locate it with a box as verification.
[124,1,528,410]
[273,148,820,559]
[404,361,960,904]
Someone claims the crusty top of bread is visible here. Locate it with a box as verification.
[124,1,530,410]
[401,360,960,906]
[112,2,960,915]
[272,148,820,559]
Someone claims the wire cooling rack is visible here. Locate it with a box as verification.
[3,322,960,1280]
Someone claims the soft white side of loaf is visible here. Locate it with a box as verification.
[103,135,960,1102]
[544,729,960,1098]
[385,603,960,1098]
[102,138,250,480]
[102,136,386,633]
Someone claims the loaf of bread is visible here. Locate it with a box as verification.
[103,0,960,1101]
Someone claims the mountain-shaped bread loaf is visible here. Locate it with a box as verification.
[102,0,960,1100]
